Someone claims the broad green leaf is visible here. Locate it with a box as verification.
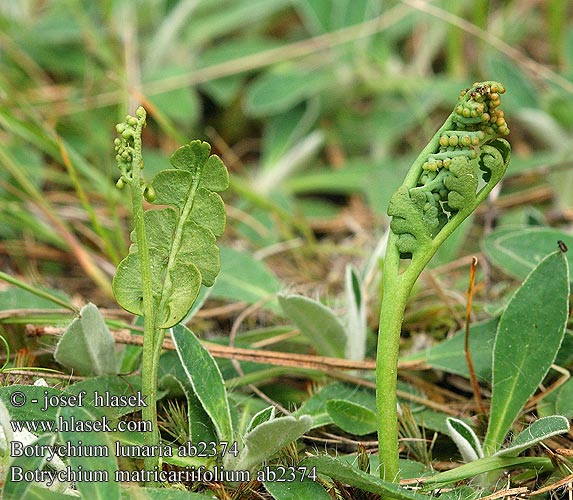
[0,385,68,423]
[482,227,573,284]
[225,414,313,471]
[171,324,233,443]
[158,351,217,443]
[2,434,59,500]
[113,141,229,328]
[278,294,347,358]
[484,250,569,453]
[261,104,319,168]
[244,67,331,117]
[326,399,377,435]
[402,319,497,381]
[302,454,429,498]
[446,418,483,462]
[294,382,376,429]
[403,323,573,385]
[65,375,142,420]
[556,377,573,417]
[264,470,331,499]
[0,284,72,311]
[58,405,120,500]
[495,416,570,457]
[54,303,118,375]
[210,246,281,310]
[422,456,553,486]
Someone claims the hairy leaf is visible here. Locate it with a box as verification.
[278,294,346,358]
[483,226,573,284]
[302,455,429,498]
[446,418,483,462]
[326,399,377,435]
[2,434,59,499]
[484,250,569,453]
[59,406,120,500]
[264,473,331,500]
[225,414,313,471]
[495,416,569,457]
[54,303,118,375]
[171,324,233,443]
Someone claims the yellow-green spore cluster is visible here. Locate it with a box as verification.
[422,81,510,172]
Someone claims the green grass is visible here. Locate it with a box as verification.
[0,1,572,499]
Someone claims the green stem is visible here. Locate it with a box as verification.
[128,118,160,478]
[376,82,511,484]
[376,208,478,481]
[376,233,408,482]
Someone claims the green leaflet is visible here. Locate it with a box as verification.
[326,399,377,436]
[387,186,435,255]
[113,141,229,328]
[443,156,477,212]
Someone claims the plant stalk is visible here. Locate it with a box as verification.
[376,221,472,481]
[128,120,160,478]
[376,232,415,482]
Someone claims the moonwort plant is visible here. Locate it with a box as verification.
[377,82,511,482]
[113,107,229,472]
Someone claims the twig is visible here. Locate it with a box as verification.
[25,324,378,372]
[465,256,485,414]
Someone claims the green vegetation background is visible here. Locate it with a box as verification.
[0,2,573,496]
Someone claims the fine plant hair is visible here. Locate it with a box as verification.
[376,81,510,482]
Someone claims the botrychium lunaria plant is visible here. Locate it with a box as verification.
[112,107,229,475]
[376,81,511,482]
